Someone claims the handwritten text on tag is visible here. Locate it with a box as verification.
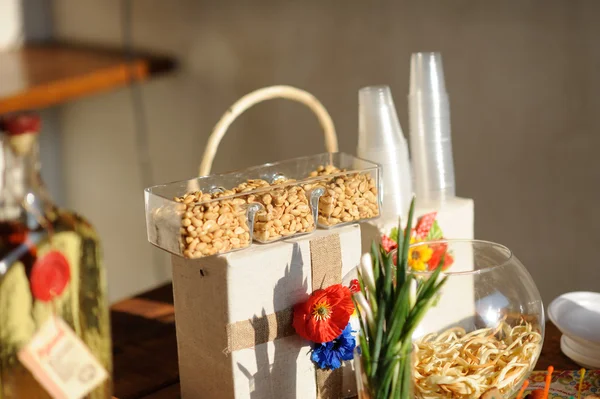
[18,316,108,399]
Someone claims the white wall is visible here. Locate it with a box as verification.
[52,0,600,303]
[18,0,66,205]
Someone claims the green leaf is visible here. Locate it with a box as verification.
[371,241,380,284]
[389,227,399,242]
[431,292,442,308]
[415,264,442,302]
[376,359,397,398]
[383,251,394,308]
[391,362,402,399]
[438,251,446,270]
[395,216,404,289]
[399,197,415,279]
[399,352,412,399]
[371,300,386,376]
[386,274,412,345]
[426,220,443,240]
[358,333,372,376]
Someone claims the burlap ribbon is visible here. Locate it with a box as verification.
[225,234,344,399]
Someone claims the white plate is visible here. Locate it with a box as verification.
[563,333,600,352]
[561,335,600,369]
[562,335,600,360]
[548,291,600,344]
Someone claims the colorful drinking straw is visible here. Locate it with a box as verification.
[516,379,530,399]
[577,368,586,399]
[543,366,554,399]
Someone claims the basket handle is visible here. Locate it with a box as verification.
[198,85,338,176]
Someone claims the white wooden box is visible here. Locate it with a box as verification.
[171,224,362,399]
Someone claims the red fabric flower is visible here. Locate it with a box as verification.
[381,235,397,253]
[414,212,437,239]
[427,243,454,271]
[349,279,360,293]
[293,284,355,343]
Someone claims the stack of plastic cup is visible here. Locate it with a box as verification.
[408,52,456,203]
[358,85,412,220]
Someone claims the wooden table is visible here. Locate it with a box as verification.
[111,284,579,399]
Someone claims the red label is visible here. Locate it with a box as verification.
[30,251,71,302]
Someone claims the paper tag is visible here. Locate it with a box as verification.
[18,316,108,399]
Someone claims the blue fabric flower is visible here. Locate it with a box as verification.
[311,323,356,370]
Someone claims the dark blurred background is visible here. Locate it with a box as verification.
[10,0,599,302]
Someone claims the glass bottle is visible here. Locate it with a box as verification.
[0,114,112,398]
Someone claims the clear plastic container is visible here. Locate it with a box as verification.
[310,154,381,228]
[144,152,381,258]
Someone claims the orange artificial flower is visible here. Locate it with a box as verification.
[428,243,454,271]
[293,284,355,343]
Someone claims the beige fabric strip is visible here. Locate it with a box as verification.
[309,233,342,290]
[310,234,344,399]
[316,368,343,399]
[226,308,295,353]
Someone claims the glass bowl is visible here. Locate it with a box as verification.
[405,239,544,399]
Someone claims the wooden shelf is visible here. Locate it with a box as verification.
[0,42,175,114]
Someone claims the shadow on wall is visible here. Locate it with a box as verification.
[237,243,307,398]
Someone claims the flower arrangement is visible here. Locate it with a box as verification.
[292,283,358,370]
[353,198,448,398]
[289,203,452,384]
[382,211,454,271]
